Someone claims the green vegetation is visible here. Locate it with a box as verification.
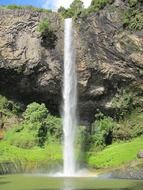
[111,89,135,120]
[0,141,61,163]
[58,0,143,31]
[128,0,139,7]
[0,4,51,13]
[88,108,143,150]
[0,0,143,174]
[0,93,143,173]
[123,8,143,30]
[37,19,51,33]
[113,109,143,141]
[5,102,48,148]
[58,0,115,19]
[0,141,62,172]
[122,0,143,31]
[4,102,62,148]
[58,0,84,19]
[37,19,57,49]
[88,137,143,168]
[91,115,116,150]
[46,115,62,143]
[0,95,21,116]
[0,100,62,172]
[88,0,114,12]
[1,0,142,32]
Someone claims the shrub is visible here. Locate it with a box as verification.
[45,115,62,143]
[113,109,143,141]
[123,8,143,31]
[0,95,8,111]
[91,115,116,150]
[23,102,49,147]
[111,89,134,119]
[128,0,138,7]
[5,102,63,148]
[5,103,49,148]
[37,19,51,33]
[23,102,48,124]
[58,0,84,19]
[87,0,114,13]
[58,6,66,14]
[91,0,114,10]
[37,19,57,49]
[0,95,21,116]
[5,122,41,148]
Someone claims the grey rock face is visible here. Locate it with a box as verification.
[137,150,143,158]
[0,7,143,122]
[0,9,63,114]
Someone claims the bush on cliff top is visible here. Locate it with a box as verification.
[89,0,114,11]
[59,0,115,18]
[0,4,51,13]
[58,0,84,19]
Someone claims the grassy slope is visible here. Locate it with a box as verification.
[0,141,62,172]
[0,142,61,162]
[88,137,143,168]
[0,137,143,170]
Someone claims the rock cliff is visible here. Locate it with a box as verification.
[0,3,143,123]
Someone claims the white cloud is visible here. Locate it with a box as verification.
[82,0,92,8]
[42,0,92,10]
[56,0,74,9]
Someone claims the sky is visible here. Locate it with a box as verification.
[0,0,92,10]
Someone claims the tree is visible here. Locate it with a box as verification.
[23,102,48,123]
[89,0,114,12]
[70,0,84,10]
[59,0,84,19]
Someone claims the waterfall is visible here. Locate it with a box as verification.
[63,18,77,176]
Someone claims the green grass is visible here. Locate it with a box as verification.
[0,137,143,172]
[88,137,143,168]
[0,141,62,165]
[0,141,62,173]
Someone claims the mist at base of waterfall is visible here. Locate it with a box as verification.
[47,168,98,178]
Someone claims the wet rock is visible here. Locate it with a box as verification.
[137,150,143,158]
[110,168,143,180]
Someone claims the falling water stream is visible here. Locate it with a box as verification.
[63,18,77,176]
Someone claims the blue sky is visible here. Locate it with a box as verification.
[0,0,92,10]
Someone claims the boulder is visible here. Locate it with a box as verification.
[137,150,143,158]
